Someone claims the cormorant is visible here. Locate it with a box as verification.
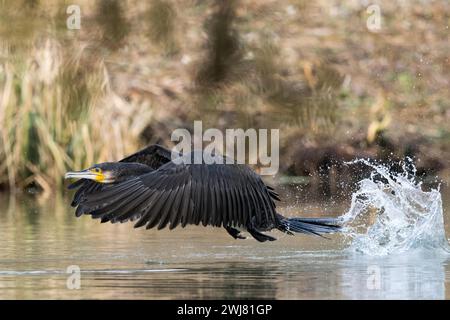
[65,144,342,242]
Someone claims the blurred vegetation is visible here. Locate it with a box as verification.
[95,0,130,49]
[146,0,178,54]
[0,0,449,194]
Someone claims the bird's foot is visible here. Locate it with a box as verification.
[225,226,247,240]
[247,227,277,242]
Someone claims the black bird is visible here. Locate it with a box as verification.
[65,144,342,242]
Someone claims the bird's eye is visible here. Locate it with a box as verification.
[93,168,101,173]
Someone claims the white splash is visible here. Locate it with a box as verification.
[341,159,449,256]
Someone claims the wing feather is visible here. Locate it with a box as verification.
[156,193,177,229]
[119,144,172,169]
[76,161,280,230]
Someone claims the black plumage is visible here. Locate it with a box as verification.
[65,144,342,242]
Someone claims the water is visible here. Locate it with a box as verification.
[342,159,450,256]
[0,163,449,299]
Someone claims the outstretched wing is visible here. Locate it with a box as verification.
[68,144,173,211]
[118,144,172,169]
[76,162,281,229]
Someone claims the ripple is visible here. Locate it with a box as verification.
[0,268,187,276]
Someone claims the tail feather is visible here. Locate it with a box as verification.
[280,216,343,237]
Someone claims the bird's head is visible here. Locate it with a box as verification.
[65,162,153,184]
[64,162,119,183]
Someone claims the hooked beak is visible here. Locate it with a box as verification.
[65,169,105,182]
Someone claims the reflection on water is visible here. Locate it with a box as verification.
[0,184,449,299]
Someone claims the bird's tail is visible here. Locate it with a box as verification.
[278,215,343,237]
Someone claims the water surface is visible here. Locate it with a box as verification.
[0,180,449,299]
